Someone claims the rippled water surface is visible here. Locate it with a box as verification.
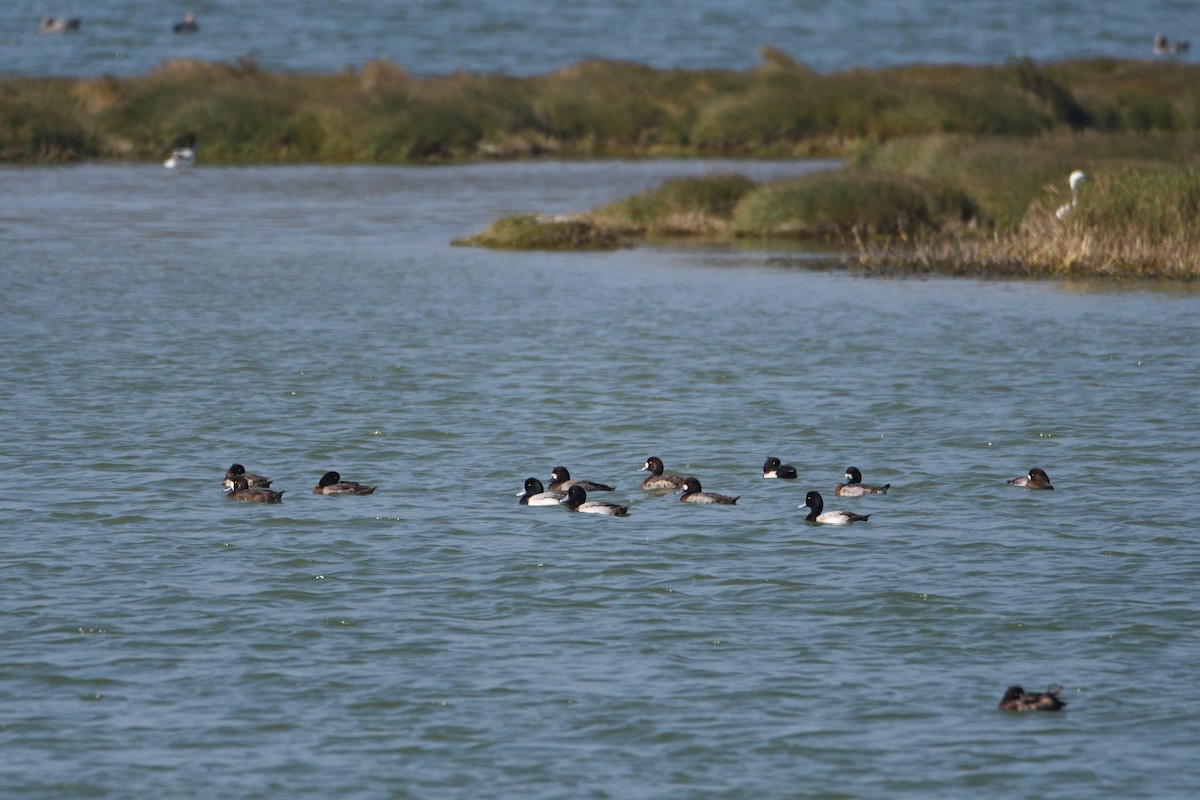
[4,0,1195,77]
[3,162,1200,798]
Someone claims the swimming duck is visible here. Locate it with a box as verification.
[518,477,565,506]
[997,685,1066,712]
[677,476,739,505]
[762,456,798,479]
[225,475,284,504]
[1055,170,1086,220]
[835,466,890,496]
[313,471,377,495]
[801,491,869,524]
[40,17,81,33]
[1007,467,1054,490]
[173,12,198,33]
[1154,34,1190,55]
[559,485,629,516]
[640,456,685,491]
[548,466,614,493]
[164,135,196,169]
[223,463,272,490]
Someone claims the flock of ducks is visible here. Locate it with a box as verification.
[226,453,1064,709]
[39,12,198,34]
[222,463,376,503]
[515,458,1053,528]
[520,458,1064,712]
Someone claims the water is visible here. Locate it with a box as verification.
[2,161,1200,798]
[3,0,1195,78]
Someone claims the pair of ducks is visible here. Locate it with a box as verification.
[223,464,376,504]
[998,685,1066,712]
[762,457,890,496]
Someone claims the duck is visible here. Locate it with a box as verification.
[225,475,284,504]
[1007,467,1054,490]
[762,456,798,479]
[801,491,869,525]
[40,17,81,33]
[548,466,614,493]
[1055,170,1086,220]
[558,485,629,516]
[312,471,377,495]
[517,477,565,506]
[997,685,1066,712]
[1154,34,1190,55]
[164,135,196,169]
[173,11,198,33]
[223,463,272,490]
[677,476,739,505]
[835,466,890,496]
[640,456,685,491]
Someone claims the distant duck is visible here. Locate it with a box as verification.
[312,471,377,495]
[548,466,614,493]
[762,456,798,479]
[225,475,284,504]
[998,685,1066,712]
[677,476,739,505]
[640,456,685,491]
[1154,34,1190,55]
[518,477,565,506]
[40,17,81,33]
[1055,170,1087,220]
[1007,467,1054,490]
[173,11,199,33]
[164,135,196,169]
[835,466,890,497]
[559,485,630,516]
[223,463,272,490]
[801,490,869,525]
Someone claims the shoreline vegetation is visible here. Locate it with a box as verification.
[4,50,1199,277]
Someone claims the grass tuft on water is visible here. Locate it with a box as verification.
[453,214,626,251]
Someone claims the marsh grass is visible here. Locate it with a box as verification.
[453,214,626,250]
[854,165,1200,278]
[5,54,1200,163]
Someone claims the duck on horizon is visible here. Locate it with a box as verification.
[173,11,198,33]
[997,685,1066,712]
[40,17,81,33]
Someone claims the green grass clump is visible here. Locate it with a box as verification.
[453,214,626,251]
[730,170,977,239]
[592,173,758,235]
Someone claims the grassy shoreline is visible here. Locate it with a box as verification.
[4,52,1200,164]
[6,53,1199,277]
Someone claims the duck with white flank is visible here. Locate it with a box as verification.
[835,466,889,496]
[313,471,377,495]
[762,457,797,479]
[518,477,565,506]
[801,491,869,525]
[559,485,629,516]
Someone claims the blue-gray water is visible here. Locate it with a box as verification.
[3,161,1200,798]
[3,0,1195,78]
